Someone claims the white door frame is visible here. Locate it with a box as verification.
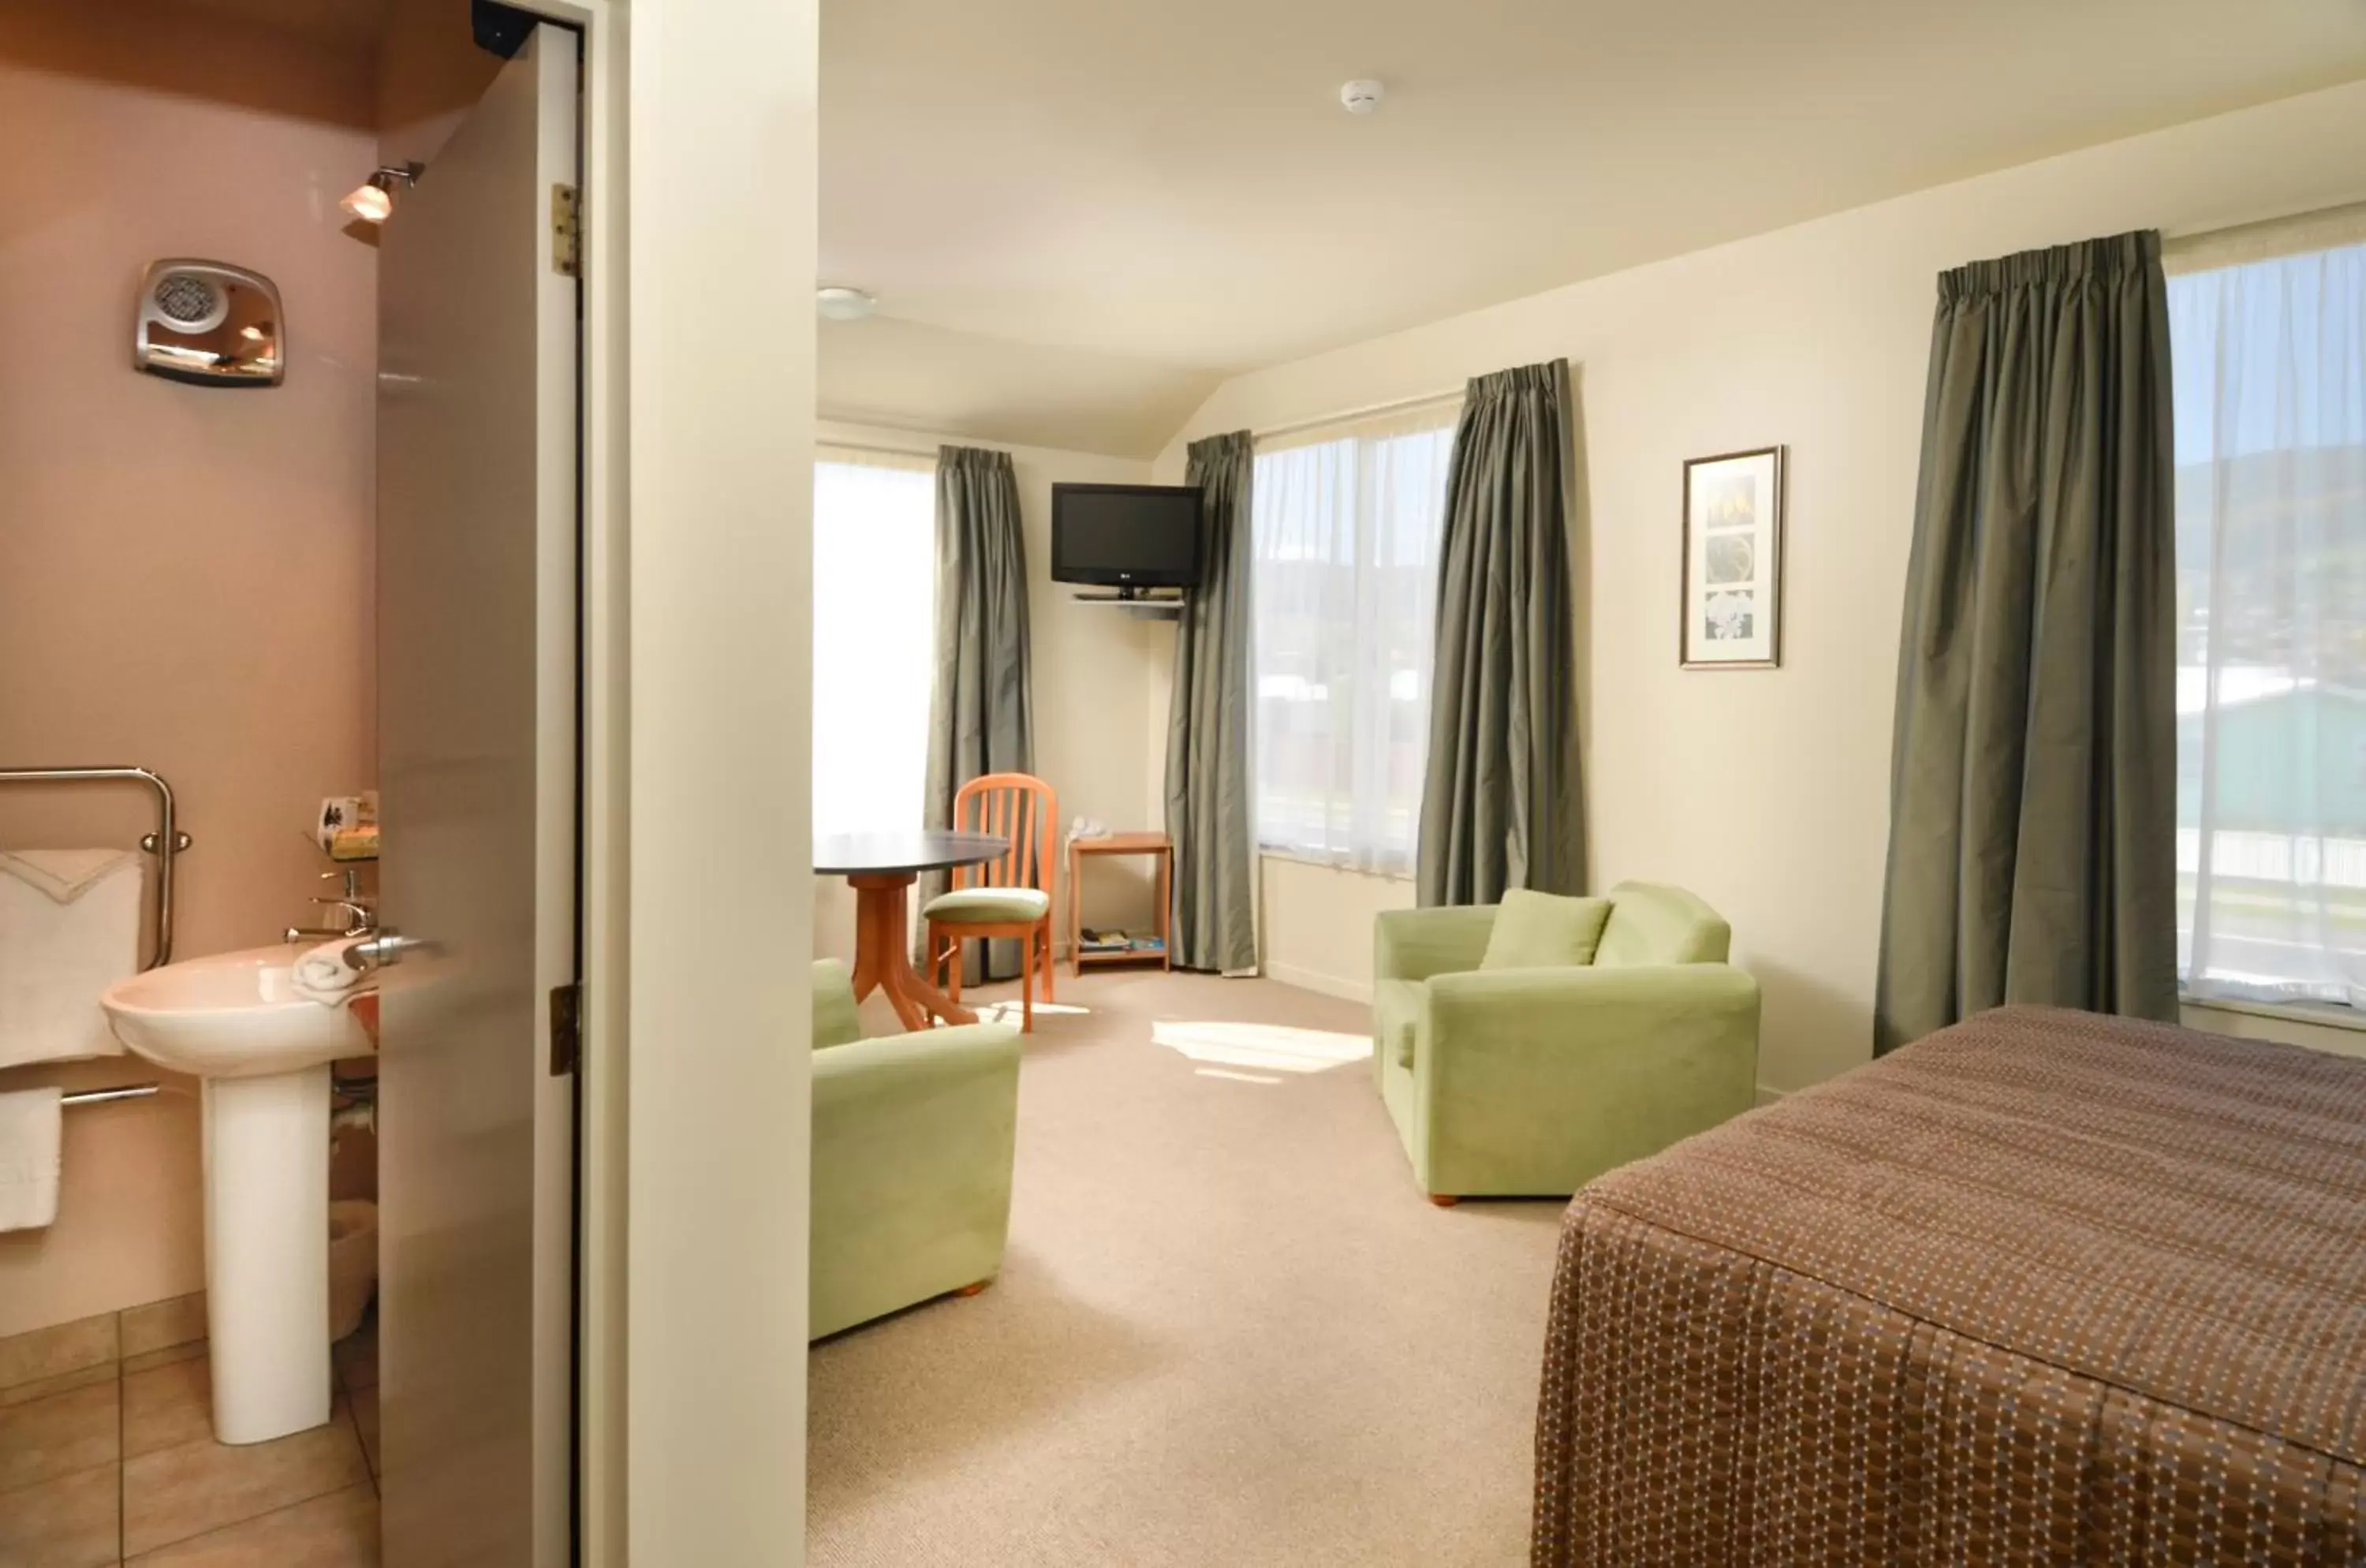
[503,4,815,1565]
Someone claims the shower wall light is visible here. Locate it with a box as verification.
[341,162,424,225]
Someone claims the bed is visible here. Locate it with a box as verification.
[1532,1005,2366,1566]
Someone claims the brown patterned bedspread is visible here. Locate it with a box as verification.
[1532,1006,2366,1566]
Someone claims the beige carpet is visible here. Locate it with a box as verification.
[808,969,1566,1566]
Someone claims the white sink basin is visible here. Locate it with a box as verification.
[102,945,371,1079]
[99,943,374,1445]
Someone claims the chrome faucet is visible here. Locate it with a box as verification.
[285,868,378,944]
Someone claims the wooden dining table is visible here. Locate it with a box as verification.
[814,831,1008,1030]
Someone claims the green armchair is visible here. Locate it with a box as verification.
[1371,883,1760,1202]
[809,959,1023,1339]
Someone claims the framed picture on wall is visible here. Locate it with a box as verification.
[1680,446,1786,669]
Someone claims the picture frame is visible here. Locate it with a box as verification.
[1680,446,1786,669]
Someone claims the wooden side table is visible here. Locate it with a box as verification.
[1068,831,1173,977]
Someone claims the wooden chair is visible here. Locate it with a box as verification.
[925,771,1058,1031]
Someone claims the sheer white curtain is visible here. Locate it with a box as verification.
[2168,236,2366,1007]
[812,446,936,835]
[1250,403,1457,873]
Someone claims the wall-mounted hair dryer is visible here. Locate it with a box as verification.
[133,259,284,388]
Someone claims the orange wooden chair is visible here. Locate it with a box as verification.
[925,771,1058,1031]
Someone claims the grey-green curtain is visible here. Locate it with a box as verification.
[924,445,1035,984]
[1416,360,1584,907]
[1873,231,2178,1052]
[1164,431,1258,973]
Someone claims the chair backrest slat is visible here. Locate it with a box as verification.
[951,771,1058,912]
[1012,793,1030,887]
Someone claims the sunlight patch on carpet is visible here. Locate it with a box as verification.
[1150,1019,1372,1074]
[974,999,1092,1023]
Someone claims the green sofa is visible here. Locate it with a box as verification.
[1371,883,1760,1202]
[809,959,1023,1339]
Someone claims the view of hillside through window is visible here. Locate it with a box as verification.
[2168,240,2366,1007]
[1249,409,1457,874]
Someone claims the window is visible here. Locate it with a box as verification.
[2168,232,2366,1008]
[812,447,935,835]
[1250,403,1457,873]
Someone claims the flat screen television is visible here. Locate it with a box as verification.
[1051,483,1203,592]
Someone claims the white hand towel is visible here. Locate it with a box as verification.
[0,853,140,1070]
[0,1088,64,1231]
[293,939,375,1007]
[0,849,139,902]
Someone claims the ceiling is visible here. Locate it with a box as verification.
[169,0,379,49]
[819,317,1223,461]
[822,0,2366,455]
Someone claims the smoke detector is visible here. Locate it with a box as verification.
[816,286,877,322]
[1340,80,1384,115]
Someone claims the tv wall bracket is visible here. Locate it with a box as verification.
[1072,589,1185,621]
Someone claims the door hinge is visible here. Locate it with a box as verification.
[550,184,581,278]
[549,980,582,1076]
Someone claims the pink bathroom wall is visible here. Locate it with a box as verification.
[0,0,379,1338]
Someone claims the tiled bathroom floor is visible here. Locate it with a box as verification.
[0,1296,379,1566]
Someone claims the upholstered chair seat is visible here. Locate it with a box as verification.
[923,887,1051,924]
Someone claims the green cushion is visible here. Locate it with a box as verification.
[1594,881,1732,967]
[923,886,1050,924]
[1479,890,1612,971]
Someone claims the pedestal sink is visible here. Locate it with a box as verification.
[102,946,372,1445]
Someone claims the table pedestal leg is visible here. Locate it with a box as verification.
[846,873,977,1029]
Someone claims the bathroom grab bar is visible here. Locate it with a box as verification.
[62,1083,160,1107]
[0,765,192,968]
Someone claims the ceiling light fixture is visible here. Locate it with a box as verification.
[1340,79,1384,115]
[340,162,424,226]
[816,286,878,322]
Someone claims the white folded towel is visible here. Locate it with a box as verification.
[0,1088,64,1232]
[293,939,375,1007]
[0,849,139,902]
[0,851,140,1070]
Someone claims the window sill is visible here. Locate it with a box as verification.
[2180,992,2366,1036]
[1256,848,1415,885]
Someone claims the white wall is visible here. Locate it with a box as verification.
[1255,856,1413,1002]
[812,420,1162,971]
[1152,80,2366,1095]
[621,0,816,1559]
[2181,1001,2366,1062]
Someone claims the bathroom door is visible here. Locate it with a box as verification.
[374,23,580,1568]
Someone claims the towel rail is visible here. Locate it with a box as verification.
[0,765,191,968]
[61,1083,160,1107]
